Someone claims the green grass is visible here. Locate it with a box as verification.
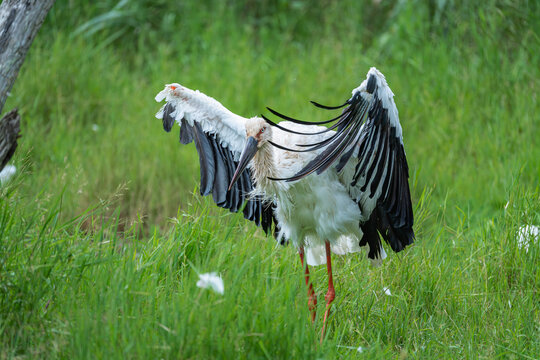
[1,0,539,358]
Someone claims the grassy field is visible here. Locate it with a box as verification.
[1,0,539,358]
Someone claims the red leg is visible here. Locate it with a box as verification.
[320,241,335,343]
[299,247,317,322]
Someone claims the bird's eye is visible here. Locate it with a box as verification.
[260,128,266,134]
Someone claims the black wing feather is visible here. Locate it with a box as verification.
[179,118,194,144]
[162,102,175,132]
[160,110,281,240]
[192,122,215,196]
[310,100,350,110]
[264,77,414,256]
[210,137,228,207]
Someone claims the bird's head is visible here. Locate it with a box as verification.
[245,117,272,146]
[228,117,271,190]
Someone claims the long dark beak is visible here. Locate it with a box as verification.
[229,137,259,191]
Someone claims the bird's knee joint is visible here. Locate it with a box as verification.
[325,289,335,304]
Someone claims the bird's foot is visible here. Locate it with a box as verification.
[320,289,335,343]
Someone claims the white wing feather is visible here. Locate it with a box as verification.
[155,83,248,159]
[354,67,403,144]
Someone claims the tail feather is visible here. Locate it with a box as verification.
[360,205,414,259]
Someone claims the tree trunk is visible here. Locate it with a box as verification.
[0,0,55,171]
[0,108,20,169]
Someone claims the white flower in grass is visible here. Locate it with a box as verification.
[196,272,224,295]
[383,286,392,296]
[0,165,16,185]
[517,225,539,252]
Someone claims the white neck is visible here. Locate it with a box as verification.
[250,143,277,191]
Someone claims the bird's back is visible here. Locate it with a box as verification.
[271,122,339,180]
[270,121,362,193]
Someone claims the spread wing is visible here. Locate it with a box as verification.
[263,68,414,257]
[155,84,278,236]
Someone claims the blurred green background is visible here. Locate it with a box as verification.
[6,0,538,228]
[1,0,539,358]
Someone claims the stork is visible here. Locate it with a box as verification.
[155,67,414,341]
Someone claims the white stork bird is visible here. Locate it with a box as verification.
[155,67,414,341]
